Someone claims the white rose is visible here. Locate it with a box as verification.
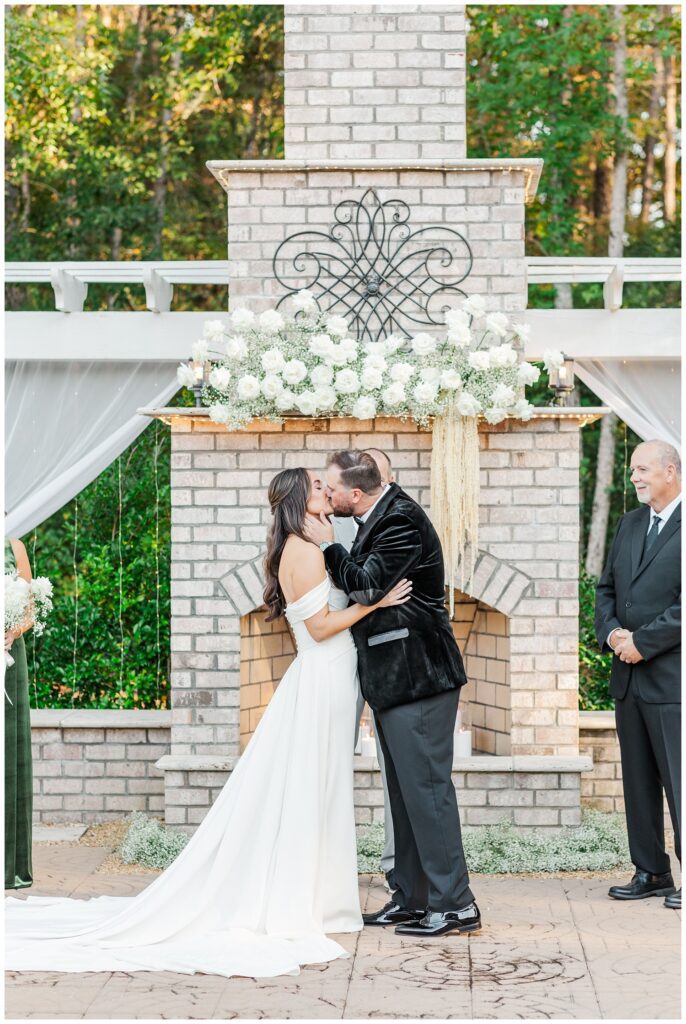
[236,374,261,401]
[282,359,308,385]
[352,396,377,419]
[411,332,437,357]
[340,336,358,355]
[230,308,255,330]
[363,354,387,373]
[309,333,335,360]
[334,369,361,395]
[491,383,516,408]
[295,390,319,416]
[192,339,209,362]
[384,334,405,354]
[203,319,226,341]
[484,407,508,424]
[209,366,232,391]
[261,374,284,399]
[325,315,349,337]
[362,368,384,390]
[456,392,482,417]
[543,349,565,372]
[291,289,317,313]
[275,388,296,412]
[461,294,486,318]
[258,309,284,333]
[390,362,415,384]
[261,347,286,374]
[440,369,462,390]
[485,312,510,338]
[468,350,491,371]
[310,364,334,387]
[447,324,472,349]
[177,363,197,388]
[364,341,387,358]
[225,335,248,361]
[314,385,337,411]
[444,308,470,331]
[511,321,531,341]
[208,403,230,424]
[330,343,351,366]
[517,362,540,386]
[382,382,406,407]
[420,366,441,384]
[414,381,439,405]
[513,398,535,421]
[490,344,518,368]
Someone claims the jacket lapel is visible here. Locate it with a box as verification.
[630,506,650,579]
[632,503,681,581]
[352,483,400,553]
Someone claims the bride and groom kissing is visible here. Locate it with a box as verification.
[5,449,479,980]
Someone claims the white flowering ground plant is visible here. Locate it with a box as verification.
[180,291,563,429]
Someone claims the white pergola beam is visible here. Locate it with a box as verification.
[522,308,681,360]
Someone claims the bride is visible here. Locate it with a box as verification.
[5,467,411,979]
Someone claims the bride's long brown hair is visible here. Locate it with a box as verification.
[263,467,311,621]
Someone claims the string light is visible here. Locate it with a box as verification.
[117,455,125,704]
[71,495,79,709]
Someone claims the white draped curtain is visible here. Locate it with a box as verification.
[5,362,179,538]
[574,358,681,449]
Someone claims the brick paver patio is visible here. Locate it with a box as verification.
[4,842,680,1019]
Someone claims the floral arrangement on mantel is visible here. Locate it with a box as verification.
[178,290,564,603]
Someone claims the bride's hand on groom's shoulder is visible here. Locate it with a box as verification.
[303,512,334,546]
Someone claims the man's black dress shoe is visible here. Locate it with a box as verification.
[362,901,424,926]
[664,887,681,909]
[395,902,481,937]
[608,870,676,900]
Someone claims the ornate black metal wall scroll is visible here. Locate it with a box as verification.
[272,188,473,344]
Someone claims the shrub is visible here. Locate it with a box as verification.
[119,812,189,869]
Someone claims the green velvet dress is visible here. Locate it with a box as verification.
[4,540,33,890]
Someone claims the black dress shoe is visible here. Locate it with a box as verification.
[395,901,481,937]
[664,887,681,909]
[362,901,424,926]
[608,870,676,900]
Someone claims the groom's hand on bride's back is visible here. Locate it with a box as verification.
[303,512,334,546]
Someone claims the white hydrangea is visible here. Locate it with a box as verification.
[208,403,231,423]
[390,362,415,384]
[310,364,334,387]
[237,374,261,400]
[203,319,226,341]
[334,369,360,395]
[314,385,337,411]
[325,314,349,337]
[177,363,197,388]
[261,347,286,374]
[414,381,439,405]
[447,324,472,349]
[258,309,284,333]
[517,362,541,385]
[410,333,437,357]
[191,339,209,361]
[292,289,317,313]
[230,307,255,330]
[295,390,319,416]
[209,366,232,391]
[309,333,335,360]
[261,374,284,399]
[275,388,297,412]
[456,392,482,417]
[382,382,406,407]
[352,395,377,419]
[225,335,248,361]
[484,407,508,424]
[461,294,486,318]
[490,344,518,368]
[513,398,535,420]
[440,369,462,390]
[491,383,516,408]
[468,350,491,371]
[485,312,509,337]
[543,349,565,372]
[282,359,308,385]
[362,368,384,390]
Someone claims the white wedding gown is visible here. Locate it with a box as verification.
[5,576,363,978]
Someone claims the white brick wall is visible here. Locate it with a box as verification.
[284,5,466,160]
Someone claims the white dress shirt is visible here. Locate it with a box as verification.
[357,484,390,525]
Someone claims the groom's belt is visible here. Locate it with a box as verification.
[367,628,409,647]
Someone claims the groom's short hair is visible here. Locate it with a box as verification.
[327,450,382,493]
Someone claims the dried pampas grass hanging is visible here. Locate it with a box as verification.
[430,402,480,618]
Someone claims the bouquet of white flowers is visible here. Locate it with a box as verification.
[4,572,54,669]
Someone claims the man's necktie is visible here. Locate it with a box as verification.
[643,515,661,557]
[353,516,364,526]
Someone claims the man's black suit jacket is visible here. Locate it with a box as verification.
[323,483,467,711]
[595,502,681,703]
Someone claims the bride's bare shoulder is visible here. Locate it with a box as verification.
[279,537,326,602]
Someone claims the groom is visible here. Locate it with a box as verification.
[304,449,480,937]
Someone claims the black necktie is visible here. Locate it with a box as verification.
[353,516,364,526]
[643,515,661,557]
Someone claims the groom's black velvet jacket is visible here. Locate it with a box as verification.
[323,483,467,711]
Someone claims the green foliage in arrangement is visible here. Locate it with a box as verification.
[578,569,615,711]
[357,810,631,875]
[120,811,190,869]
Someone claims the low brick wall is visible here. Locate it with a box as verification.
[579,710,624,812]
[30,710,171,823]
